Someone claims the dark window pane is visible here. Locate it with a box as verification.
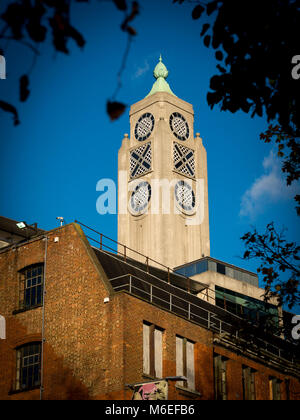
[21,367,27,387]
[217,263,226,275]
[31,287,36,305]
[25,289,31,307]
[28,365,33,377]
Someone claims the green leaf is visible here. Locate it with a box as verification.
[106,101,126,121]
[0,100,20,125]
[207,1,218,16]
[192,5,205,19]
[215,50,223,61]
[204,35,211,48]
[200,23,210,36]
[20,74,30,102]
[112,0,127,11]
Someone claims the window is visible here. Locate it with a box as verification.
[130,142,152,179]
[214,354,227,400]
[216,263,226,275]
[19,264,44,311]
[0,315,5,339]
[269,377,281,400]
[173,142,195,178]
[242,366,256,400]
[16,342,41,391]
[215,286,279,331]
[143,322,163,378]
[285,379,290,400]
[176,336,195,390]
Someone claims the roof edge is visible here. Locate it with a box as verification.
[72,222,115,296]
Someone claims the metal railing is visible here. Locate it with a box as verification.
[75,220,280,314]
[110,273,223,332]
[108,273,299,365]
[75,219,196,291]
[75,220,232,305]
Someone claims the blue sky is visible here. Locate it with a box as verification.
[0,0,299,306]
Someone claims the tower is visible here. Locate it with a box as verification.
[118,56,210,269]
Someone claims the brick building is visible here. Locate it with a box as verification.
[0,57,299,400]
[0,220,299,400]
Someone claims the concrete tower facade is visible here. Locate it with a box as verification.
[118,57,210,268]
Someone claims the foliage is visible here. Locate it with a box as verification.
[0,0,139,124]
[186,0,300,138]
[241,223,300,310]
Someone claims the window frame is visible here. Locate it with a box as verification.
[17,264,44,312]
[176,336,195,391]
[242,365,256,400]
[15,342,41,392]
[269,377,282,400]
[143,322,163,379]
[214,354,228,400]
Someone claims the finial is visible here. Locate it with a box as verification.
[145,55,176,98]
[153,55,168,80]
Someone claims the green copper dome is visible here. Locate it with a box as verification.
[145,55,176,98]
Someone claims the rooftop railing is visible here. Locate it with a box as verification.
[74,220,274,312]
[75,219,198,292]
[108,273,299,366]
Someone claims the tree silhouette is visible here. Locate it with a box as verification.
[241,223,300,310]
[186,0,299,135]
[0,0,139,124]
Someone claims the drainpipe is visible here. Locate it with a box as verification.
[40,236,48,400]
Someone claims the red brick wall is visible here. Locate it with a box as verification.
[211,345,300,400]
[115,292,300,400]
[0,224,111,399]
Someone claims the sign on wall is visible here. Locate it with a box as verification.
[132,380,168,400]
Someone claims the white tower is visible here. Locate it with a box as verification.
[118,56,210,269]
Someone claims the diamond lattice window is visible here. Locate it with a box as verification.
[173,142,195,178]
[130,142,152,179]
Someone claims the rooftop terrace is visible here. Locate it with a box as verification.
[174,257,259,288]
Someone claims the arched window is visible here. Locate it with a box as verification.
[16,342,41,391]
[18,264,44,311]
